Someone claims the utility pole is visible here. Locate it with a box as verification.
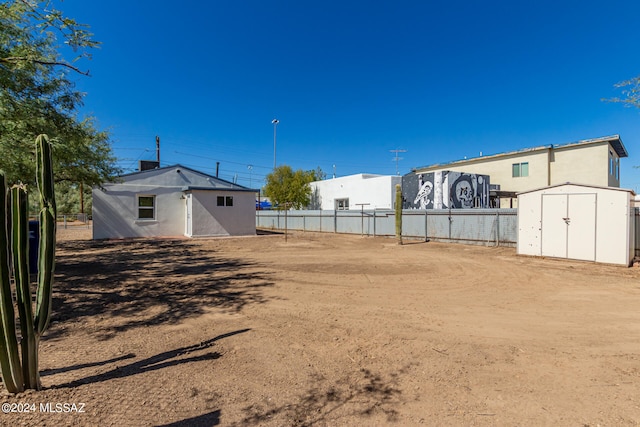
[79,182,84,214]
[390,149,407,175]
[156,135,160,164]
[272,119,279,170]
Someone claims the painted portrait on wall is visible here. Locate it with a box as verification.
[403,171,490,209]
[402,172,434,209]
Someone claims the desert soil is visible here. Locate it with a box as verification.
[1,226,639,426]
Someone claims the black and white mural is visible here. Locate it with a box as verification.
[402,172,434,209]
[402,171,490,209]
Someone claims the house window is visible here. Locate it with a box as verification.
[335,198,349,210]
[609,151,620,180]
[512,162,529,177]
[137,195,155,220]
[217,196,233,207]
[610,151,614,175]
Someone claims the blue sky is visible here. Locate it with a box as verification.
[59,0,640,191]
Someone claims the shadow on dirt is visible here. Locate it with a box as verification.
[51,329,249,389]
[41,353,136,377]
[236,366,408,426]
[50,239,273,340]
[256,228,283,235]
[156,410,221,427]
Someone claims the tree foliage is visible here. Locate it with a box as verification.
[263,165,318,210]
[0,0,120,188]
[54,181,91,214]
[606,75,640,109]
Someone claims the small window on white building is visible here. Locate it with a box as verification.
[137,195,155,220]
[512,162,529,177]
[217,196,234,207]
[335,198,349,210]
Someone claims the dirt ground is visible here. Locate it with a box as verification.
[1,226,639,426]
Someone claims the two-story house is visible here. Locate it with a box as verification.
[411,135,628,208]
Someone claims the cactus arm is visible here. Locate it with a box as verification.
[34,135,56,335]
[0,173,24,393]
[11,185,39,389]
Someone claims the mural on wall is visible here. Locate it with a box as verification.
[402,171,491,209]
[402,173,435,209]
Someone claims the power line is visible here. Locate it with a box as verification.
[173,150,273,170]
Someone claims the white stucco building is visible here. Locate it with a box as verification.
[92,165,257,239]
[309,174,402,210]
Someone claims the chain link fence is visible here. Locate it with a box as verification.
[56,213,91,229]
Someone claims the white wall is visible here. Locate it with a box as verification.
[310,174,402,210]
[551,143,612,187]
[189,190,255,237]
[93,185,185,239]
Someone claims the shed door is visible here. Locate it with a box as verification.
[541,193,596,261]
[541,194,568,258]
[566,194,596,261]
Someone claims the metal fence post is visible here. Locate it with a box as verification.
[425,210,428,242]
[495,210,500,247]
[373,210,376,237]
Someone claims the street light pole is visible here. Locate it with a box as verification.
[272,119,279,169]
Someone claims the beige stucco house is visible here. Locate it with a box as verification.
[412,135,628,207]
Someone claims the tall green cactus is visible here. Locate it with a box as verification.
[35,135,56,336]
[395,184,403,245]
[0,174,24,393]
[0,134,56,392]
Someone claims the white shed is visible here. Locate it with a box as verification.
[517,183,635,266]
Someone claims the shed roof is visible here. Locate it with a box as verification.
[516,182,635,196]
